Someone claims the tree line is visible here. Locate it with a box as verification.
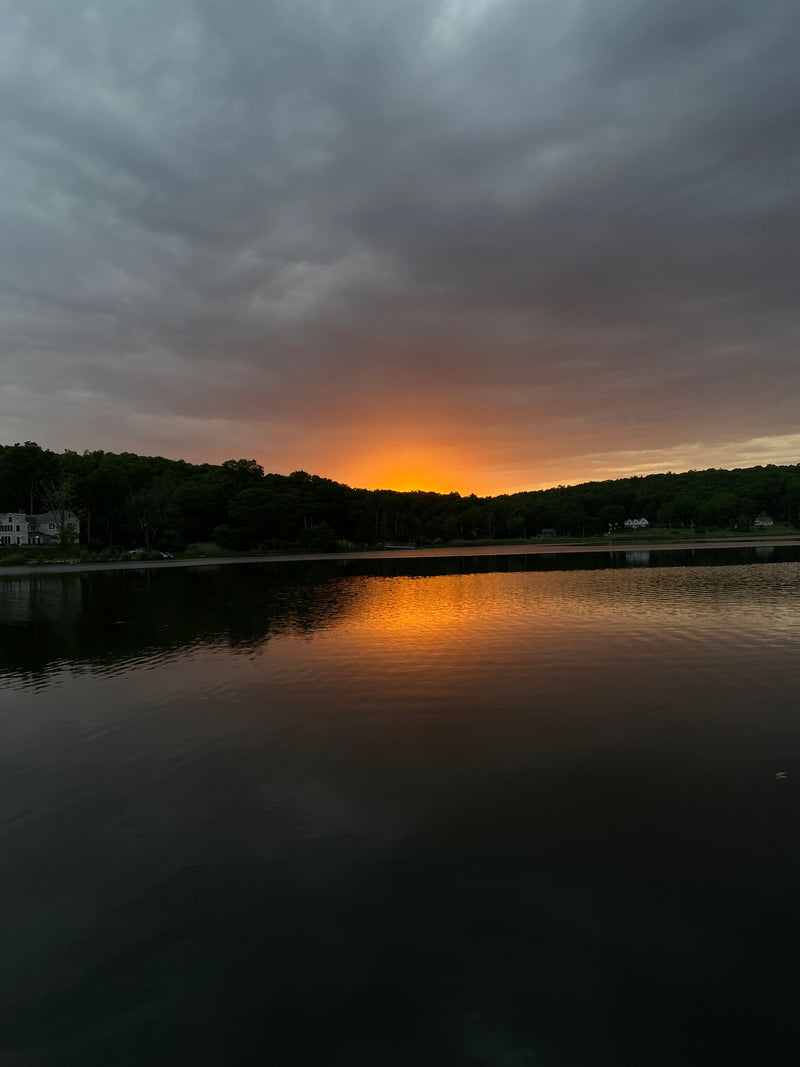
[1,441,799,553]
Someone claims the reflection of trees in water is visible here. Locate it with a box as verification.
[2,574,83,625]
[0,562,364,683]
[3,546,800,684]
[330,545,800,578]
[1,574,86,678]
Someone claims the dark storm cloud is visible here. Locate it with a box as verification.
[1,0,799,485]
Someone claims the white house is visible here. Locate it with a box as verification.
[624,517,649,529]
[753,511,773,527]
[0,513,30,546]
[27,511,81,545]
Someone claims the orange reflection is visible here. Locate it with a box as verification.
[337,573,551,652]
[354,576,480,637]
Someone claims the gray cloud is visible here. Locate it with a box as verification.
[1,0,799,489]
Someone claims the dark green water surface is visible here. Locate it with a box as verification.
[2,547,800,1065]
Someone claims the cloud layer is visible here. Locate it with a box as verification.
[2,0,799,492]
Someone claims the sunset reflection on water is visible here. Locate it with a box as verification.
[2,555,800,1064]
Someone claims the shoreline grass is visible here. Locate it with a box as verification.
[2,524,799,572]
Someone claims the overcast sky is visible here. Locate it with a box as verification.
[1,0,798,493]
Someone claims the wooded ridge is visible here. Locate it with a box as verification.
[2,441,799,553]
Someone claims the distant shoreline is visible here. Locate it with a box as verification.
[3,535,800,577]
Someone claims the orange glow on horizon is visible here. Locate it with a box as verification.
[331,446,475,496]
[243,428,800,499]
[248,431,677,496]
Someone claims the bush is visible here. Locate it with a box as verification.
[187,542,221,558]
[0,551,27,566]
[300,522,339,552]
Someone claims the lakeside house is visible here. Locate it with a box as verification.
[0,513,29,546]
[0,511,81,546]
[624,518,649,529]
[753,511,773,527]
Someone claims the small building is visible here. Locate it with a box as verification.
[0,513,30,546]
[27,511,81,545]
[541,528,557,537]
[753,511,773,527]
[624,518,649,529]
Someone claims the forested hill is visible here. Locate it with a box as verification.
[1,442,799,552]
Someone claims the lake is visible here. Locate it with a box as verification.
[2,546,800,1065]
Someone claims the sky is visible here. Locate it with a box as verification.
[1,0,799,496]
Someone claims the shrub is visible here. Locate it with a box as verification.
[0,551,26,566]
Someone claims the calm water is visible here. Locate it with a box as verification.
[2,548,800,1065]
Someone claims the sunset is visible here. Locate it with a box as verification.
[2,0,799,494]
[4,4,800,1063]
